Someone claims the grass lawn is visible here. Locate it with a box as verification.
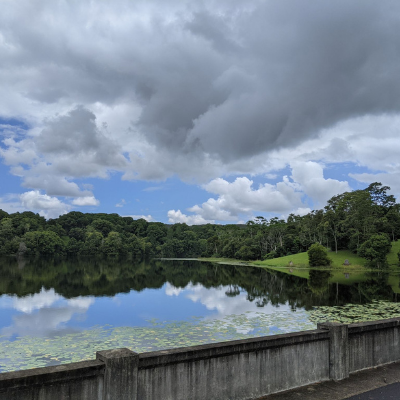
[387,240,400,266]
[195,241,400,277]
[252,249,367,269]
[253,241,400,270]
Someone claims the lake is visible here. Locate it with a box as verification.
[0,256,399,372]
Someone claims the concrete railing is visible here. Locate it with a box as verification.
[1,317,400,400]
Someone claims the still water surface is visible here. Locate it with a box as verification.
[0,257,399,372]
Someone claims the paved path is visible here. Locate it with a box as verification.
[257,362,400,400]
[345,382,400,399]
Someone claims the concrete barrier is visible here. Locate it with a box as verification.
[1,317,400,400]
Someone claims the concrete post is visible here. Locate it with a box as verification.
[318,322,349,381]
[96,348,139,400]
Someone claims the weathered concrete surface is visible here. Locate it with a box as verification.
[137,330,330,400]
[319,322,349,380]
[348,318,400,372]
[257,361,400,400]
[97,348,139,400]
[0,360,104,400]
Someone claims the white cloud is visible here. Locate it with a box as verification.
[168,162,351,224]
[290,161,350,207]
[181,176,304,222]
[292,207,312,217]
[167,209,214,225]
[1,0,400,217]
[20,190,70,219]
[71,196,100,206]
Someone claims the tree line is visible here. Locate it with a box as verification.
[0,182,399,266]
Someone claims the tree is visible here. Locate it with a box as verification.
[308,243,332,267]
[91,219,115,237]
[103,232,123,255]
[23,231,65,255]
[358,234,391,268]
[80,231,103,255]
[324,195,348,253]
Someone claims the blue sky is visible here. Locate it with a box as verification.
[1,0,400,224]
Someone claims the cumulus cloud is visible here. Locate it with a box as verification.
[1,107,126,193]
[167,210,213,225]
[170,162,349,224]
[179,176,303,222]
[71,196,100,206]
[290,161,350,206]
[20,190,70,219]
[36,107,127,174]
[1,0,400,215]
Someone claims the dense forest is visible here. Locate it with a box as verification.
[0,182,399,266]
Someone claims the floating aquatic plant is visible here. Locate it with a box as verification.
[310,300,400,325]
[0,310,314,373]
[2,300,399,373]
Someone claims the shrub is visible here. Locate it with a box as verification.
[308,243,332,267]
[358,233,391,268]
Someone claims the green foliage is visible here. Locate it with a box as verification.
[91,219,115,237]
[308,243,332,267]
[103,232,123,255]
[23,231,65,255]
[0,181,399,261]
[235,245,257,260]
[358,233,391,267]
[80,231,103,255]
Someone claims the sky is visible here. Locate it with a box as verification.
[1,0,400,224]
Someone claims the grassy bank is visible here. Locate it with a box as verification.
[387,239,400,265]
[252,249,366,269]
[196,257,253,266]
[195,241,400,271]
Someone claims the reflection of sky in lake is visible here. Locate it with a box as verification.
[0,282,294,339]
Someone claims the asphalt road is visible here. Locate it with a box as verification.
[345,382,400,400]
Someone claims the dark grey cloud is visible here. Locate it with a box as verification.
[36,107,127,173]
[1,0,400,179]
[129,0,400,161]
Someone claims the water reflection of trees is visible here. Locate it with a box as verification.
[0,257,397,308]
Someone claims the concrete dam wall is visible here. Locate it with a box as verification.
[1,317,400,400]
